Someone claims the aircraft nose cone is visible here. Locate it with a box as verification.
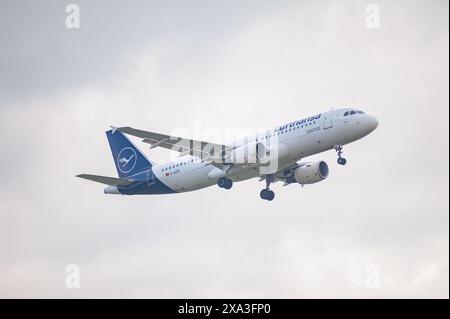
[366,115,379,132]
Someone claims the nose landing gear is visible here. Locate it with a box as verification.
[337,157,347,165]
[334,145,347,165]
[260,174,275,201]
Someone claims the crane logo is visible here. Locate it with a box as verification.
[117,147,137,174]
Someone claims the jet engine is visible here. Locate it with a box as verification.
[291,161,329,185]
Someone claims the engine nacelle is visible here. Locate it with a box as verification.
[292,161,329,185]
[225,142,267,164]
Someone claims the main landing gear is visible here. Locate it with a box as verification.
[260,175,275,201]
[218,177,233,190]
[334,144,347,165]
[260,189,275,201]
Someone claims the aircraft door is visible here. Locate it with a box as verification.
[146,169,155,186]
[323,110,334,129]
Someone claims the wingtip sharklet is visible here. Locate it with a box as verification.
[110,126,118,134]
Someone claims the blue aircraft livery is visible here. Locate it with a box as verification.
[105,129,176,194]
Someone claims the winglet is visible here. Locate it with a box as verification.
[110,126,118,134]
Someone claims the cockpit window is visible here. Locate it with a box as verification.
[344,110,365,116]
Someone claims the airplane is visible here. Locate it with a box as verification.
[76,108,378,201]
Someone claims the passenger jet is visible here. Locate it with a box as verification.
[77,108,378,201]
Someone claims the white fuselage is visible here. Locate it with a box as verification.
[150,108,378,192]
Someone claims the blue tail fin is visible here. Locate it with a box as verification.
[106,129,152,178]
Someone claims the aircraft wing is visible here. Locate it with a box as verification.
[115,126,232,160]
[76,174,134,186]
[259,162,305,185]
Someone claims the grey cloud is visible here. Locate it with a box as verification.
[0,0,448,298]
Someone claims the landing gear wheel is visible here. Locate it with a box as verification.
[260,189,275,201]
[218,177,233,189]
[337,157,347,165]
[218,177,227,188]
[224,179,233,189]
[334,145,347,166]
[260,174,275,201]
[266,190,275,201]
[260,189,268,199]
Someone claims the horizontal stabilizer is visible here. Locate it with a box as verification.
[76,174,134,186]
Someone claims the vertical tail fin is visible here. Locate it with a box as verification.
[106,129,152,178]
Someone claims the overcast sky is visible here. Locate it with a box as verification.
[0,0,448,298]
